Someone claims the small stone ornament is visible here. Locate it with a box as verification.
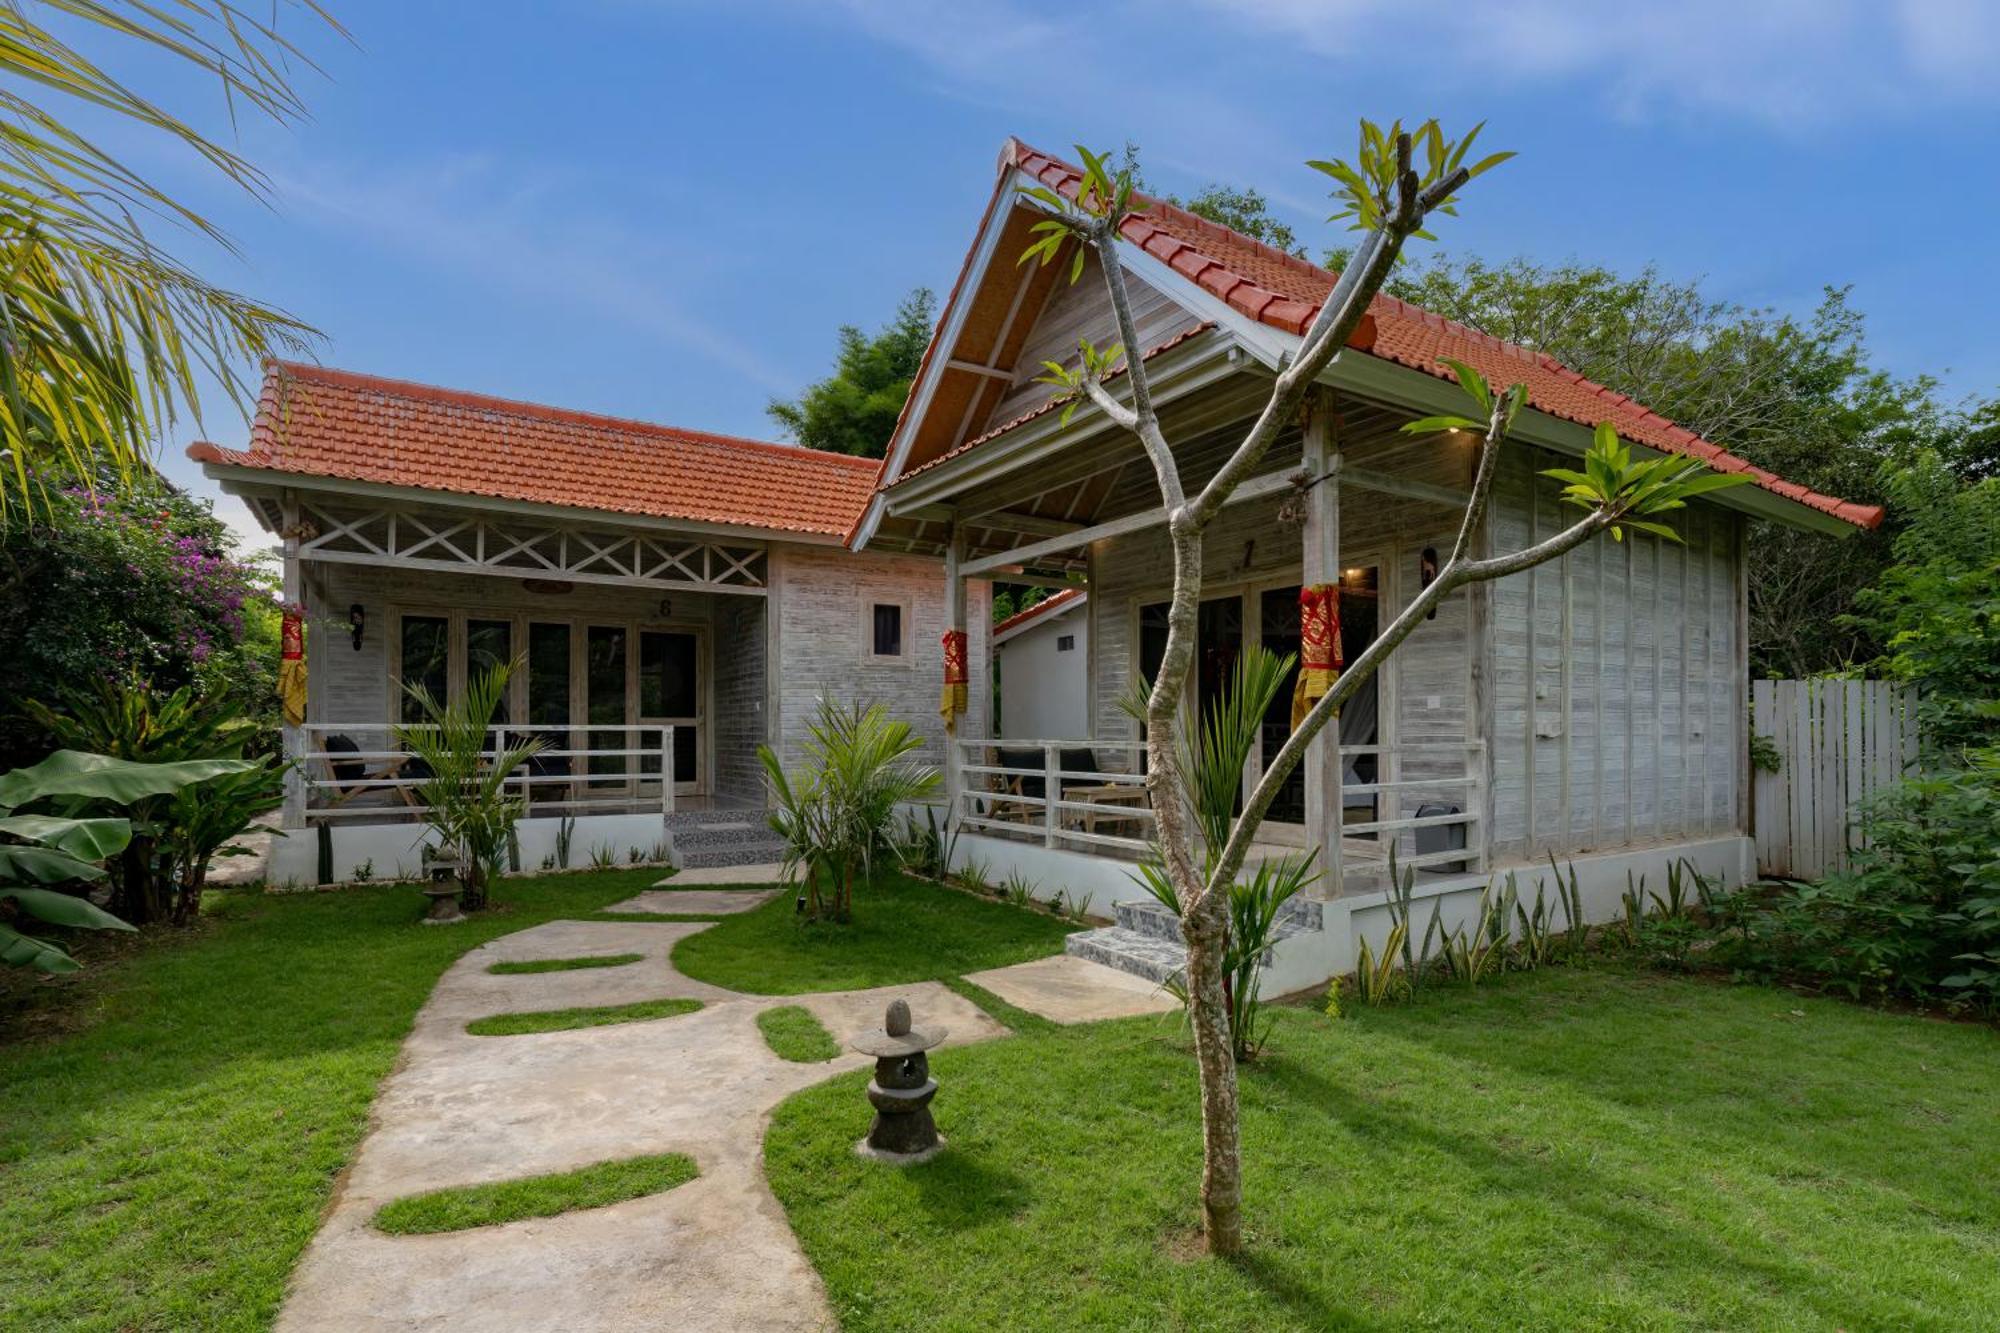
[850,998,946,1164]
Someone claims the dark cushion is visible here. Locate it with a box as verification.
[1058,747,1099,777]
[325,733,365,785]
[996,747,1045,801]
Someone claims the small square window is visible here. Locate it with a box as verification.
[870,603,904,658]
[1056,634,1076,652]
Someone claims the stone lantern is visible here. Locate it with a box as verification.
[421,849,466,925]
[850,998,945,1163]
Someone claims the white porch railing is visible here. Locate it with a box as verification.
[298,722,675,824]
[953,737,1488,881]
[956,738,1156,855]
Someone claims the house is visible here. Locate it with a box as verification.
[194,136,1881,991]
[192,364,987,884]
[993,587,1088,740]
[852,139,1883,989]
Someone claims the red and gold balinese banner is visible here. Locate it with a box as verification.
[939,628,969,731]
[277,605,307,728]
[1290,583,1343,731]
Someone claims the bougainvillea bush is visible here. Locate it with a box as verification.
[0,478,279,768]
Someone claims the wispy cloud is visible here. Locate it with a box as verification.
[1193,0,2000,129]
[273,152,794,392]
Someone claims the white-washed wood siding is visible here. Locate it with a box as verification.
[983,250,1202,428]
[1751,678,1920,878]
[1485,445,1745,862]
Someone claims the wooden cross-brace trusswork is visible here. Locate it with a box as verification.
[294,499,769,594]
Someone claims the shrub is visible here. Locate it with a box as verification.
[397,660,540,911]
[24,680,281,924]
[0,750,256,969]
[1709,752,2000,1011]
[757,698,940,922]
[0,478,277,769]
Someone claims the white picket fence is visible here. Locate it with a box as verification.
[1751,678,1920,879]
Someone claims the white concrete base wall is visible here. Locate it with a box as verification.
[270,814,675,887]
[954,830,1754,994]
[950,834,1145,919]
[1326,834,1753,977]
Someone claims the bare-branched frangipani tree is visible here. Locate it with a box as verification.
[1019,123,1752,1255]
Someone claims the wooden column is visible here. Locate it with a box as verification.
[943,520,967,822]
[279,489,307,830]
[1301,392,1343,894]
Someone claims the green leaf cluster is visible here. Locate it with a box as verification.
[1309,119,1512,240]
[0,748,257,972]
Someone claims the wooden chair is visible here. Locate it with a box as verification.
[318,734,418,812]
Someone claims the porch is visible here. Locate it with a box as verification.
[251,485,782,884]
[890,372,1495,905]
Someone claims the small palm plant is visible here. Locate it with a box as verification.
[757,698,939,922]
[1126,643,1321,1059]
[397,660,541,911]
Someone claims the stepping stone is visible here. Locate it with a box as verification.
[605,888,779,916]
[964,955,1181,1024]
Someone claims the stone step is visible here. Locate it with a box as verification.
[1111,893,1324,943]
[1064,926,1186,987]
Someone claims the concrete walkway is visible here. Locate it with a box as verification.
[964,954,1181,1024]
[276,916,1004,1332]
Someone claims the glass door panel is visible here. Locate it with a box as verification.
[638,630,701,792]
[586,625,629,787]
[1258,586,1306,827]
[466,619,513,726]
[398,615,449,724]
[1338,565,1383,831]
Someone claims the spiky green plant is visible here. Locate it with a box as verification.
[396,660,541,911]
[756,697,939,922]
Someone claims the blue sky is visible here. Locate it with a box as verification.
[112,0,2000,549]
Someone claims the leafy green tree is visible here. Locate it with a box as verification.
[767,288,936,457]
[1851,456,2000,752]
[0,1,337,513]
[0,476,276,769]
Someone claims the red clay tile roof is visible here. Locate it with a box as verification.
[188,362,884,539]
[1002,139,1884,530]
[993,586,1084,639]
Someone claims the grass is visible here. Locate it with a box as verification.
[756,1004,841,1062]
[487,952,644,975]
[671,871,1075,994]
[766,965,2000,1331]
[372,1152,697,1235]
[464,996,702,1036]
[0,867,664,1331]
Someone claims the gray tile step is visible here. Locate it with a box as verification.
[1064,926,1186,987]
[1112,893,1323,942]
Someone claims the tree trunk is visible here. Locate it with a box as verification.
[1181,884,1244,1253]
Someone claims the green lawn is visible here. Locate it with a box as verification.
[766,966,2000,1331]
[0,868,663,1331]
[464,996,702,1036]
[487,952,643,975]
[670,872,1076,994]
[757,1004,842,1062]
[372,1152,697,1235]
